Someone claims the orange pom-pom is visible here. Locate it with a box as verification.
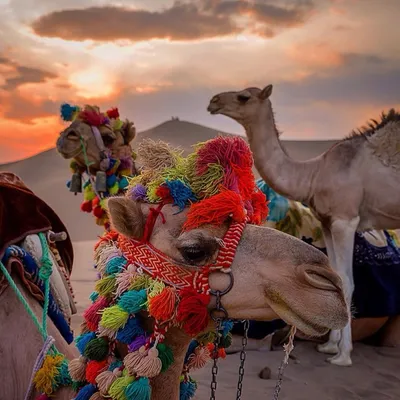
[149,287,176,321]
[183,190,245,231]
[249,190,269,225]
[86,360,108,384]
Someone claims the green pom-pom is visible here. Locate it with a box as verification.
[125,377,151,400]
[109,375,135,400]
[100,305,129,330]
[118,289,147,314]
[221,333,232,348]
[83,337,109,361]
[157,343,174,372]
[95,275,117,298]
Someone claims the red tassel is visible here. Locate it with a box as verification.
[183,190,245,231]
[79,108,105,126]
[81,200,93,213]
[106,107,120,119]
[84,296,109,331]
[86,359,108,384]
[176,289,210,336]
[35,395,51,400]
[93,206,105,218]
[149,287,176,321]
[249,190,269,225]
[156,185,173,202]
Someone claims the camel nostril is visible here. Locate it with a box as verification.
[304,268,342,292]
[66,130,79,140]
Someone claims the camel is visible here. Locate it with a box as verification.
[56,104,138,228]
[207,85,400,366]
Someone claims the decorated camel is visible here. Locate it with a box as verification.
[56,104,138,228]
[1,138,348,399]
[207,85,400,366]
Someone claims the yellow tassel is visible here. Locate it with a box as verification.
[33,354,64,395]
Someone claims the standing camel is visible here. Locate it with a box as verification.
[207,85,400,366]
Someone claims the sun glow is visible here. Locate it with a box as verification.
[68,68,115,99]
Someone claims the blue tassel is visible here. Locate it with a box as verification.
[184,340,199,364]
[108,360,123,371]
[116,316,145,344]
[221,320,234,336]
[118,289,147,314]
[179,379,197,400]
[74,383,97,400]
[105,256,127,275]
[106,174,117,187]
[125,377,151,400]
[75,332,96,355]
[165,180,197,211]
[89,291,99,303]
[61,103,78,121]
[119,176,129,190]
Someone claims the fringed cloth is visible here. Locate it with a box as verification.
[1,245,74,343]
[0,172,74,293]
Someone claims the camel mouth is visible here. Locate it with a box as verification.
[265,299,332,337]
[207,104,222,115]
[57,146,83,160]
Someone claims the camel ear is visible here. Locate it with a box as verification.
[106,196,145,239]
[122,120,136,144]
[260,84,273,100]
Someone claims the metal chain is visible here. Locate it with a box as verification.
[235,319,249,400]
[210,317,222,400]
[273,326,297,400]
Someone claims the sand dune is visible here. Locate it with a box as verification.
[0,119,336,241]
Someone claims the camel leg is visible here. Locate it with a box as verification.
[317,227,341,355]
[327,217,359,367]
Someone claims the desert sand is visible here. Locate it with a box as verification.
[3,120,400,399]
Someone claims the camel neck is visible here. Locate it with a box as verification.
[244,106,320,204]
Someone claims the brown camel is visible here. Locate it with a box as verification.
[56,105,137,175]
[1,187,349,399]
[207,85,400,366]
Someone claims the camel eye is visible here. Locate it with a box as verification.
[102,135,115,147]
[180,246,208,265]
[237,94,250,103]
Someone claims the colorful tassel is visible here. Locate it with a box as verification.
[84,337,110,361]
[148,286,176,321]
[84,296,109,332]
[128,335,148,353]
[96,369,121,395]
[89,392,105,400]
[85,360,108,384]
[186,346,210,370]
[118,289,147,314]
[125,377,151,400]
[106,256,127,275]
[100,305,129,330]
[76,332,97,355]
[176,289,210,336]
[35,394,51,400]
[179,378,197,400]
[95,275,117,298]
[69,356,87,382]
[124,346,162,378]
[109,375,135,400]
[33,354,68,395]
[74,383,97,400]
[157,343,174,372]
[116,316,145,344]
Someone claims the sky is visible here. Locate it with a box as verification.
[0,0,399,163]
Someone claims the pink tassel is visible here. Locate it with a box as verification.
[35,395,50,400]
[96,368,122,395]
[84,296,109,330]
[115,264,137,297]
[187,345,211,370]
[124,346,162,378]
[68,356,87,381]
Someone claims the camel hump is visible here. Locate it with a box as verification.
[366,120,400,169]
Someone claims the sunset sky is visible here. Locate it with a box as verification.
[0,0,399,163]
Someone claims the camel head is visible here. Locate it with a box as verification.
[56,104,136,173]
[107,197,347,337]
[207,85,273,126]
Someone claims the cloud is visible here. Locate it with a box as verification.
[0,56,56,90]
[30,1,315,42]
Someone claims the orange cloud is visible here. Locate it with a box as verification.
[286,43,345,69]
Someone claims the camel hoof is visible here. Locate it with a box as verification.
[317,342,339,355]
[327,354,352,367]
